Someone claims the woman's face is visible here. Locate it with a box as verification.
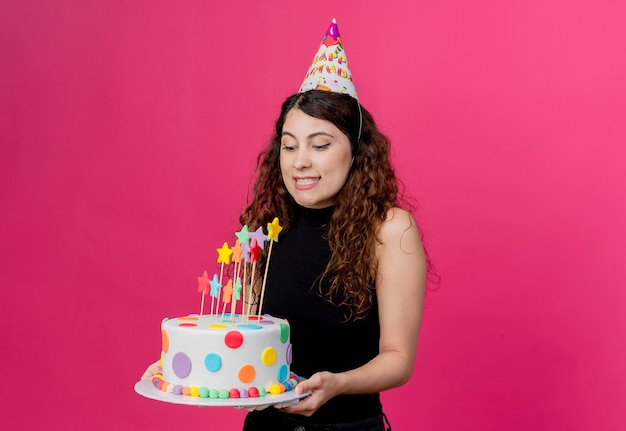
[280,109,353,209]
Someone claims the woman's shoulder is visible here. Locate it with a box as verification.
[377,207,423,251]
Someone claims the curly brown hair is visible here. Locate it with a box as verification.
[240,90,402,319]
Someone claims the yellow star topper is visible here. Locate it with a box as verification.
[266,217,283,242]
[216,242,233,264]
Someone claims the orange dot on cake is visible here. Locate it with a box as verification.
[238,364,256,383]
[161,330,169,353]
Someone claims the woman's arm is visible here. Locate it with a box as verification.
[282,207,426,416]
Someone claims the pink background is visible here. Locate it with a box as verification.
[1,1,625,430]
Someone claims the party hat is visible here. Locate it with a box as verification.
[299,18,358,100]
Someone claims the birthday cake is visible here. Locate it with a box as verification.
[148,218,299,399]
[152,313,298,399]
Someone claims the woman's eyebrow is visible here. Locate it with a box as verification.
[281,131,335,139]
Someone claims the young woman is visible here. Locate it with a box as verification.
[239,89,427,430]
[143,19,429,430]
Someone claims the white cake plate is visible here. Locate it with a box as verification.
[134,378,310,408]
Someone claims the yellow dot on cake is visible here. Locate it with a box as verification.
[262,347,277,365]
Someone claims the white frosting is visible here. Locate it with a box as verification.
[161,314,291,393]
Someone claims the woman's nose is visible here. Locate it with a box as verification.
[294,148,312,169]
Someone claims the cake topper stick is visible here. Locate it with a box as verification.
[246,238,261,320]
[215,242,233,315]
[235,224,252,320]
[231,276,243,320]
[257,218,282,319]
[239,242,249,322]
[197,270,210,316]
[219,279,234,322]
[229,240,243,319]
[240,269,248,323]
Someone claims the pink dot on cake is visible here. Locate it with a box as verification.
[224,330,244,348]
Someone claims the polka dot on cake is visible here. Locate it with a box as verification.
[238,324,262,330]
[204,353,221,372]
[161,330,169,353]
[172,352,192,378]
[225,330,244,348]
[279,323,290,343]
[261,347,277,366]
[238,364,256,383]
[277,364,289,383]
[286,344,292,364]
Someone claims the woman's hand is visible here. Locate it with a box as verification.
[141,360,162,379]
[279,371,344,417]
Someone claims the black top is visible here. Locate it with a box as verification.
[263,205,382,423]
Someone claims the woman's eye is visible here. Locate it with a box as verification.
[281,145,296,152]
[313,143,331,150]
